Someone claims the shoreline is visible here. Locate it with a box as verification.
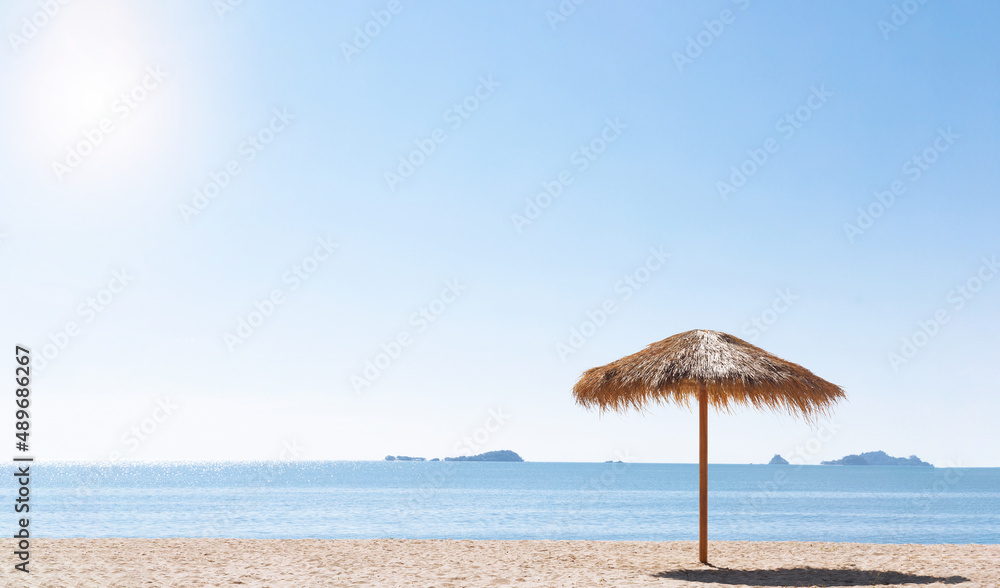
[3,539,996,587]
[22,459,1000,465]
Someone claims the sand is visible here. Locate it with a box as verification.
[1,539,996,587]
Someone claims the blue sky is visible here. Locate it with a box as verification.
[1,1,997,465]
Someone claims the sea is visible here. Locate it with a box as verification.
[8,462,999,543]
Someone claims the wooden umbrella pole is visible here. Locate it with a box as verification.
[699,382,708,564]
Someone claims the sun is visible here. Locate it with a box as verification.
[13,2,165,182]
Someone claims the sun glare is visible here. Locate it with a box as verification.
[17,3,168,183]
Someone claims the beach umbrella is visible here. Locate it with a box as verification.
[572,329,844,564]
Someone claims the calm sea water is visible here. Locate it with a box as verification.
[8,462,998,543]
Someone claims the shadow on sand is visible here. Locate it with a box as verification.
[652,567,970,586]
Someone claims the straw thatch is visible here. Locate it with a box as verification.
[573,329,844,420]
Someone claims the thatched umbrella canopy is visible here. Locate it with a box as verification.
[573,329,845,563]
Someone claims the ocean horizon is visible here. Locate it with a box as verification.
[11,461,998,544]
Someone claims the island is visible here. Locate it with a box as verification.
[821,450,932,467]
[768,454,789,465]
[443,450,523,462]
[385,450,524,462]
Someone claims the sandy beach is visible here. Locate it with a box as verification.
[2,539,996,587]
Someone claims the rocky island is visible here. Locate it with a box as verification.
[444,450,523,462]
[821,450,932,467]
[385,450,524,462]
[768,454,790,465]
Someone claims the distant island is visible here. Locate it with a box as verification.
[768,454,789,465]
[385,450,524,462]
[445,450,523,462]
[821,450,932,467]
